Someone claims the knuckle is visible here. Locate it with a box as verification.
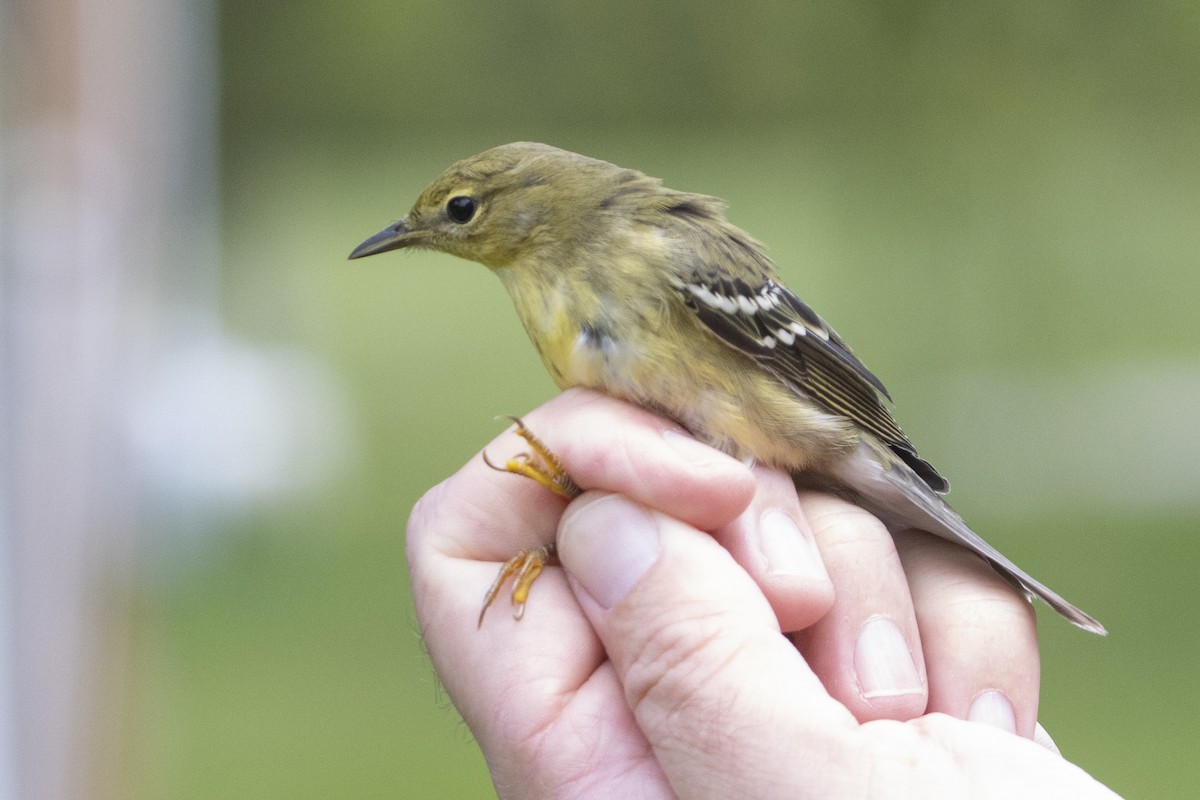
[622,605,751,746]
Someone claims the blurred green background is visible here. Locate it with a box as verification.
[131,2,1198,797]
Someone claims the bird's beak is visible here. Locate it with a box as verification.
[348,219,416,259]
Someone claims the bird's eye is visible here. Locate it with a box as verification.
[446,195,477,224]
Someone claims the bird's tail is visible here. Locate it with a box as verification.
[825,438,1106,635]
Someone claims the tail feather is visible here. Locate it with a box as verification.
[829,438,1106,635]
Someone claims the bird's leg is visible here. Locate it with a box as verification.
[477,543,556,628]
[482,416,581,499]
[478,416,582,626]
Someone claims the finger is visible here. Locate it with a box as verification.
[791,492,928,723]
[893,529,1040,738]
[556,492,859,798]
[416,385,754,566]
[410,480,677,797]
[406,471,602,745]
[710,467,834,632]
[505,388,756,531]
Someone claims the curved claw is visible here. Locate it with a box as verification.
[477,544,557,627]
[482,417,582,500]
[475,417,582,629]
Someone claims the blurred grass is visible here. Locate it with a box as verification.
[1034,513,1200,797]
[132,3,1200,796]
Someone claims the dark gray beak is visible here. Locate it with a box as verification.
[348,220,413,259]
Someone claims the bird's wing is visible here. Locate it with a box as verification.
[676,270,949,493]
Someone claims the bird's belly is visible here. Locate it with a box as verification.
[553,326,640,394]
[552,327,855,473]
[505,276,854,472]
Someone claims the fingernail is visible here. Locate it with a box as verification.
[968,690,1017,734]
[662,428,730,467]
[559,495,661,610]
[1033,722,1061,754]
[855,616,923,698]
[757,509,828,580]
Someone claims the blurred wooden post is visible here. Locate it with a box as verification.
[0,0,217,796]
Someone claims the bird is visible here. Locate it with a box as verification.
[349,141,1105,634]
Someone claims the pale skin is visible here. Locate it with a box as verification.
[408,389,1120,799]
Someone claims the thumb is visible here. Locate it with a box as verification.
[557,492,856,799]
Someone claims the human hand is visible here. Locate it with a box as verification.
[407,389,1117,798]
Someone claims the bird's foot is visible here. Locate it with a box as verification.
[477,416,581,626]
[482,415,582,500]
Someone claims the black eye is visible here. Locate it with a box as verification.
[446,195,477,223]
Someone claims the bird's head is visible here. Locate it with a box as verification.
[349,141,648,270]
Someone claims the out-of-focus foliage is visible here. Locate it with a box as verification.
[223,2,1197,136]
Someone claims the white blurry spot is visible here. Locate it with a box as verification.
[913,358,1200,517]
[129,335,357,513]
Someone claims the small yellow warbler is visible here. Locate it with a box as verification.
[350,142,1104,634]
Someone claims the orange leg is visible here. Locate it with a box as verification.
[481,416,581,500]
[478,417,582,626]
[477,544,556,628]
